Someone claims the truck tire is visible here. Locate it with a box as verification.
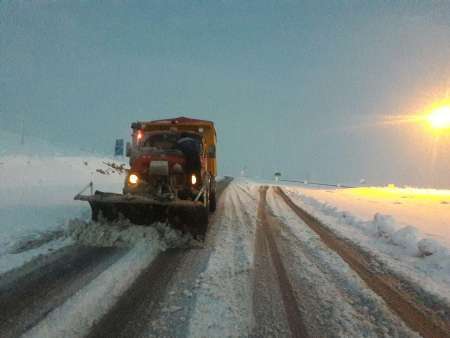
[209,190,216,212]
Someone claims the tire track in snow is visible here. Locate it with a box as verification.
[254,186,308,338]
[275,186,450,338]
[0,245,125,338]
[87,248,190,338]
[186,181,257,337]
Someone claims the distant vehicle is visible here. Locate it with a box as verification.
[76,116,217,237]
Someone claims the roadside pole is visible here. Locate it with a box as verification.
[20,118,25,145]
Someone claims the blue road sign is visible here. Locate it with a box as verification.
[115,139,124,156]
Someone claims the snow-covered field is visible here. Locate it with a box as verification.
[0,130,128,273]
[277,182,450,304]
[0,155,126,255]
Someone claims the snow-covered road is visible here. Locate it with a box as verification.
[0,179,449,337]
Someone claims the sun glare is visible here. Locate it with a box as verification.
[346,186,450,202]
[428,105,450,129]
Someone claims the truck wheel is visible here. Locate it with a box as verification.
[91,204,100,222]
[209,190,216,212]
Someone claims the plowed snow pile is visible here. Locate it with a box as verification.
[67,219,197,249]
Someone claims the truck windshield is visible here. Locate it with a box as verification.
[143,133,178,150]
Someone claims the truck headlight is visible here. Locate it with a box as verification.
[129,174,139,185]
[191,174,197,185]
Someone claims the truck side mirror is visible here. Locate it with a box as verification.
[207,144,216,158]
[126,142,131,157]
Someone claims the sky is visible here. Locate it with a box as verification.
[1,0,450,187]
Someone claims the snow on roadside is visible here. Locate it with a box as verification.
[187,180,258,338]
[282,186,450,305]
[282,185,450,247]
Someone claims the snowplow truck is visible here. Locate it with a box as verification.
[75,117,217,237]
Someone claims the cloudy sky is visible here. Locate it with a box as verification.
[1,0,450,187]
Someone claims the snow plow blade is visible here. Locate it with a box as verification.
[75,191,209,237]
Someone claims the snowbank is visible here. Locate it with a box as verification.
[284,187,450,256]
[283,185,450,246]
[282,186,450,303]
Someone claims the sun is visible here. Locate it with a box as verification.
[427,105,450,129]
